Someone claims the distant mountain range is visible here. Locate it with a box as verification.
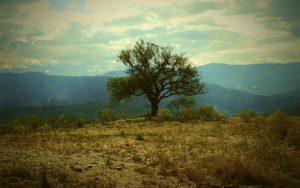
[102,62,300,96]
[199,63,300,95]
[0,63,300,120]
[0,72,109,106]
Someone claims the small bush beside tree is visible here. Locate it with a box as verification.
[214,112,227,122]
[239,110,257,123]
[167,97,195,117]
[97,109,114,125]
[178,108,194,122]
[158,108,172,120]
[197,105,216,122]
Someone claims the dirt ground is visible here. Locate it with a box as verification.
[0,118,299,188]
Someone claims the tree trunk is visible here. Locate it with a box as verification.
[150,100,159,116]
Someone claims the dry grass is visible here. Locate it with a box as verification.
[0,117,299,187]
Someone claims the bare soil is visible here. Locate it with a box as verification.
[0,118,299,187]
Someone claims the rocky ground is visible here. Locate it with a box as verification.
[0,118,299,187]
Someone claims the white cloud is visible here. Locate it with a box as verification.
[0,0,300,75]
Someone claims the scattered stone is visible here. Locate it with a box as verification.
[70,165,83,172]
[115,164,125,170]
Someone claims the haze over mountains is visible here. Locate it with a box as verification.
[102,62,300,96]
[199,63,300,95]
[1,63,300,120]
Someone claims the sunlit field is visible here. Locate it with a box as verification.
[1,115,299,187]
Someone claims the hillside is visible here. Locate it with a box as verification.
[0,71,300,120]
[0,72,109,107]
[101,62,300,96]
[200,62,300,95]
[194,83,300,115]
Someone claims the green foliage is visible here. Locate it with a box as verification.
[239,110,257,123]
[38,123,50,130]
[48,114,73,128]
[13,124,28,133]
[97,109,114,125]
[167,97,195,116]
[107,77,137,104]
[107,39,204,116]
[25,115,43,129]
[0,114,87,134]
[157,108,172,120]
[197,105,216,121]
[214,112,226,122]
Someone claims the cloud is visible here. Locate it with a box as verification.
[264,0,300,37]
[184,1,226,14]
[48,0,91,12]
[0,0,39,20]
[103,14,148,27]
[0,0,300,75]
[223,0,300,37]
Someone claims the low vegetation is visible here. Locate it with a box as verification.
[238,110,257,123]
[0,110,299,187]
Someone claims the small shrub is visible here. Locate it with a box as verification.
[97,109,113,125]
[178,108,194,122]
[197,105,216,121]
[239,110,257,123]
[38,123,50,130]
[13,124,28,133]
[25,115,44,129]
[158,108,172,120]
[167,97,195,116]
[70,119,85,128]
[215,112,226,122]
[49,114,72,128]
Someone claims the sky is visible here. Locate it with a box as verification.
[0,0,300,76]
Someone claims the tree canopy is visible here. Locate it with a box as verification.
[107,40,205,116]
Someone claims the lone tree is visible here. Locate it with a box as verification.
[107,40,205,116]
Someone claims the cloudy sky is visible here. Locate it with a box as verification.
[0,0,300,76]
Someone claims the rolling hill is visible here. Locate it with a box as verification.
[199,62,300,95]
[101,62,300,96]
[0,72,109,107]
[0,67,300,121]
